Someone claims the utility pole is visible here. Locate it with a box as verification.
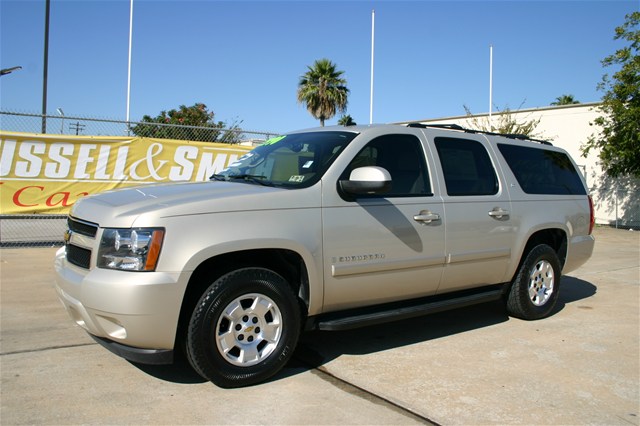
[69,122,85,135]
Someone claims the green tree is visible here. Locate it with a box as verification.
[551,94,580,105]
[297,59,349,126]
[338,114,356,126]
[582,11,640,177]
[463,104,543,138]
[131,103,242,143]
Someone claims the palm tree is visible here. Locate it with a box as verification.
[297,59,349,126]
[551,94,580,106]
[338,114,356,126]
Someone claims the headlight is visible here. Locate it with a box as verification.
[98,228,165,271]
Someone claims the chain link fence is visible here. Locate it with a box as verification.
[591,185,640,230]
[1,110,280,247]
[0,110,279,142]
[0,215,67,247]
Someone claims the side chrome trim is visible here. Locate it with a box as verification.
[447,248,511,264]
[332,255,445,277]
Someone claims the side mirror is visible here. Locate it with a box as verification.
[339,166,392,195]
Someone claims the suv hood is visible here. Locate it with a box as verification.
[70,181,319,228]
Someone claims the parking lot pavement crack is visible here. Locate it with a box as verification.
[309,365,439,425]
[1,342,97,356]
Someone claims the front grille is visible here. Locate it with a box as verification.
[68,217,98,237]
[67,245,92,269]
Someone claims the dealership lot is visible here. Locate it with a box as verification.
[1,227,638,425]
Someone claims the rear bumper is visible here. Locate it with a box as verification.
[563,234,596,274]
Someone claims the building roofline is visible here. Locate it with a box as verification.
[396,102,602,125]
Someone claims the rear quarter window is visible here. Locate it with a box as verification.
[498,144,586,195]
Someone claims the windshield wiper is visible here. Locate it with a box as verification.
[211,173,273,186]
[234,174,273,186]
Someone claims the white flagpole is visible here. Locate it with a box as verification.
[489,44,493,131]
[369,9,375,125]
[126,0,134,129]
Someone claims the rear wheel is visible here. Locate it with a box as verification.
[507,244,561,320]
[186,267,301,388]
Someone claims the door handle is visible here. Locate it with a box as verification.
[414,210,440,224]
[488,208,510,219]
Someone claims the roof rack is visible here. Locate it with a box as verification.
[405,122,552,146]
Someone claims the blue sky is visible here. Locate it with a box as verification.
[0,0,637,134]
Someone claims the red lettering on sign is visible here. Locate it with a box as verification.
[45,191,90,207]
[4,184,91,211]
[13,185,44,207]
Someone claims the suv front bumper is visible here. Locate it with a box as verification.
[54,247,183,363]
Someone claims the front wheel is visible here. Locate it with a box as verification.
[186,268,301,388]
[506,244,562,320]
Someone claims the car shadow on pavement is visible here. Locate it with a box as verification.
[294,300,510,370]
[553,275,598,313]
[128,276,597,386]
[128,352,207,384]
[294,276,597,373]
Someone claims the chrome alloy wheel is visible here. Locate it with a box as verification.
[528,260,555,306]
[215,293,283,367]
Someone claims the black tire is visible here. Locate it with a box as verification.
[506,244,562,320]
[186,267,301,388]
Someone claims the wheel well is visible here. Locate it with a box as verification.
[522,228,567,268]
[175,249,309,350]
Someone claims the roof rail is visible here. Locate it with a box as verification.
[405,122,552,146]
[407,123,466,131]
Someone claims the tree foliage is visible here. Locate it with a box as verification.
[551,94,580,105]
[582,11,640,177]
[338,114,356,126]
[131,103,242,143]
[463,104,543,138]
[297,59,349,126]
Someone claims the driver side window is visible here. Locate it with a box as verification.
[343,134,432,197]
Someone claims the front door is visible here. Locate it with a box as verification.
[321,133,446,312]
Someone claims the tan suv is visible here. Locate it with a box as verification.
[54,123,595,387]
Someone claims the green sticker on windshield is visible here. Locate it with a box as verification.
[263,135,286,146]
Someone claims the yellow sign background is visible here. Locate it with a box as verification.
[0,131,252,214]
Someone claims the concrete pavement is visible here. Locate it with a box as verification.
[1,227,638,425]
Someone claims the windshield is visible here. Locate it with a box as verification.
[213,131,357,188]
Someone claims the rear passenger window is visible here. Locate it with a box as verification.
[498,144,586,195]
[434,137,498,196]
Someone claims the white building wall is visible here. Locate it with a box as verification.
[400,103,640,228]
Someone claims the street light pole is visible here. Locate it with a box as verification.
[489,44,493,132]
[126,0,134,133]
[57,107,65,134]
[369,9,375,125]
[42,0,51,133]
[0,66,22,76]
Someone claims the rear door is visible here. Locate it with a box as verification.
[429,132,516,292]
[321,131,446,311]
